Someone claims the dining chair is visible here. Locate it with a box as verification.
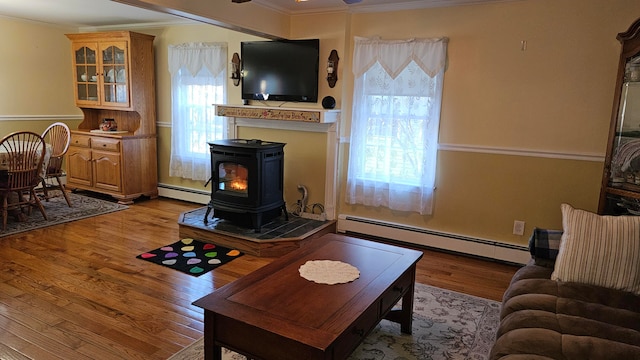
[0,131,48,230]
[40,122,72,207]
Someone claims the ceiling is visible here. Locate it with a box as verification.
[0,0,184,28]
[0,0,505,29]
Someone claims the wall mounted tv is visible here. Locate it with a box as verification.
[241,39,319,103]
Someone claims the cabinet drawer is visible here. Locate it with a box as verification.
[379,271,412,316]
[91,138,121,152]
[333,304,379,359]
[70,135,91,148]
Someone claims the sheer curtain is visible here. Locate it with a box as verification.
[168,42,227,181]
[346,37,448,215]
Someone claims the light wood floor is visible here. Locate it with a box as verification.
[0,196,520,360]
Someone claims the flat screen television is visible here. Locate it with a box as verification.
[241,39,319,103]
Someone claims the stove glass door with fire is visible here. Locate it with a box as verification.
[204,139,287,232]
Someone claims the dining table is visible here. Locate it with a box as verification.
[0,142,52,178]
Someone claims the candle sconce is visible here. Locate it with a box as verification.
[327,49,339,88]
[231,52,241,86]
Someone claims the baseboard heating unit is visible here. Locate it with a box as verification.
[337,215,530,265]
[158,184,209,205]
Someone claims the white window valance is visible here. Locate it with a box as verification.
[168,42,227,77]
[352,37,448,79]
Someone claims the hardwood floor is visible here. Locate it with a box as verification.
[0,197,520,360]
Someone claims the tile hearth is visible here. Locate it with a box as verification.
[178,206,337,257]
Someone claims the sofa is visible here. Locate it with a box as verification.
[490,204,640,360]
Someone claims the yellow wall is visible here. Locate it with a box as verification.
[332,0,640,245]
[3,0,640,248]
[0,17,82,138]
[341,150,604,241]
[237,127,328,207]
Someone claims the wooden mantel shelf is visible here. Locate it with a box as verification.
[215,105,340,124]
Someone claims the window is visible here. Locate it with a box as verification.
[346,37,448,215]
[168,43,228,181]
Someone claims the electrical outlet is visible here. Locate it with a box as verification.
[513,220,525,236]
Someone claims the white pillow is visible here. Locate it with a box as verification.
[551,203,640,296]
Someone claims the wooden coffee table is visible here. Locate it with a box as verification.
[193,233,423,360]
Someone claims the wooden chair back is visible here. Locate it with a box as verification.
[0,131,47,229]
[0,131,46,190]
[41,122,71,177]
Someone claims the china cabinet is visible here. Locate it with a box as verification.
[599,18,640,215]
[65,31,157,204]
[70,39,129,108]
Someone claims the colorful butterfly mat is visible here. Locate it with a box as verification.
[137,238,243,276]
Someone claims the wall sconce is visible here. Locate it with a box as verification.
[231,52,241,86]
[327,49,339,88]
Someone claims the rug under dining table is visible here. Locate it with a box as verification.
[0,192,128,237]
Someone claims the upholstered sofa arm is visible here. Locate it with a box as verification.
[528,228,562,268]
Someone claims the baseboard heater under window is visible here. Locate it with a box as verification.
[158,184,210,205]
[337,214,530,265]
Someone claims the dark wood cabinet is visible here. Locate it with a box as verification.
[599,18,640,215]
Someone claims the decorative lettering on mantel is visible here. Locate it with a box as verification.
[216,106,323,123]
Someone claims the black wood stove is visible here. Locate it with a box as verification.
[203,139,287,232]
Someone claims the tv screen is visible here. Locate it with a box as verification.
[241,39,319,103]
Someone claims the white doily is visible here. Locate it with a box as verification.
[298,260,360,285]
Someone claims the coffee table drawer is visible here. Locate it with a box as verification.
[379,270,412,316]
[333,304,379,359]
[214,315,322,360]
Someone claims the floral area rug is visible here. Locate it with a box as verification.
[169,283,501,360]
[137,238,243,276]
[0,192,128,237]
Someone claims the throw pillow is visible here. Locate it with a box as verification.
[529,227,563,268]
[551,203,640,296]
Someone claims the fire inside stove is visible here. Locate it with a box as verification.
[219,163,248,195]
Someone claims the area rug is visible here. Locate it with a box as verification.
[137,238,243,276]
[168,283,501,360]
[0,192,128,237]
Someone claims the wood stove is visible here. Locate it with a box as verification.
[203,139,287,232]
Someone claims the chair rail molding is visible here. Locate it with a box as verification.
[438,143,604,162]
[0,115,83,121]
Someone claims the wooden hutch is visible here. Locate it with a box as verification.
[65,31,157,204]
[598,19,640,215]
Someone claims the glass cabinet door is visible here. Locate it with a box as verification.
[73,43,99,104]
[609,55,640,192]
[599,18,640,215]
[100,42,128,105]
